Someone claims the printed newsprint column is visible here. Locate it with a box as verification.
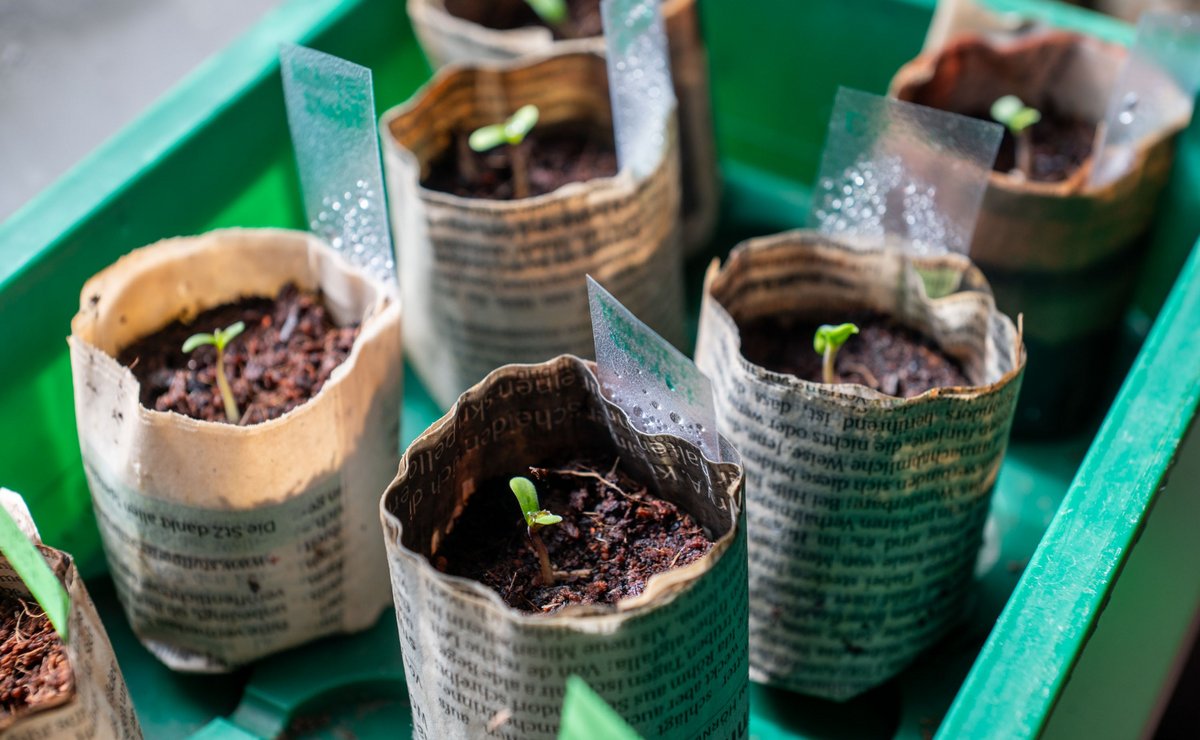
[0,492,142,739]
[695,233,1024,700]
[381,53,683,409]
[381,356,748,739]
[69,229,402,671]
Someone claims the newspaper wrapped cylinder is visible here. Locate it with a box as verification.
[891,31,1188,435]
[694,232,1024,700]
[0,493,141,739]
[405,0,718,252]
[380,356,747,739]
[381,52,684,410]
[68,228,403,672]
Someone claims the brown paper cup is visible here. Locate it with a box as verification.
[0,494,142,739]
[381,51,685,410]
[68,228,403,672]
[694,231,1024,700]
[891,31,1186,434]
[380,356,748,739]
[406,0,719,252]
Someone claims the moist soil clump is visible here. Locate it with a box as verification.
[435,458,714,614]
[739,311,970,398]
[119,283,360,425]
[968,103,1096,182]
[422,122,618,200]
[444,0,605,39]
[0,595,73,721]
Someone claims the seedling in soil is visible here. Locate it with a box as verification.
[510,475,562,585]
[524,0,568,29]
[990,95,1042,178]
[182,321,246,424]
[0,505,70,641]
[469,104,540,199]
[814,323,860,385]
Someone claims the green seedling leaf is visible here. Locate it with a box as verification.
[183,321,246,424]
[525,0,568,25]
[182,332,216,353]
[813,323,860,354]
[510,476,542,527]
[990,95,1042,134]
[532,512,563,526]
[469,124,508,153]
[0,505,69,642]
[558,675,643,740]
[218,321,246,350]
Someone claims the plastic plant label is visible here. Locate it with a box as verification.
[601,0,676,180]
[558,676,643,740]
[808,87,1003,256]
[0,489,70,641]
[1090,13,1200,188]
[281,44,396,285]
[588,276,720,460]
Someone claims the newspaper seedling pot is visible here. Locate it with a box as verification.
[406,0,718,252]
[0,491,141,738]
[694,231,1024,701]
[381,52,685,410]
[67,228,403,672]
[380,355,748,739]
[890,30,1186,436]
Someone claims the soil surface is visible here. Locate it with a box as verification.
[738,311,970,398]
[0,595,73,721]
[423,122,618,200]
[444,0,605,40]
[434,457,714,614]
[119,283,360,425]
[969,103,1096,182]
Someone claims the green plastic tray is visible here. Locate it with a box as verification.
[1,0,1198,737]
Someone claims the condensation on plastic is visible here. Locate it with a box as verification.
[808,87,1003,256]
[1090,13,1200,188]
[587,276,720,461]
[601,0,676,180]
[280,45,396,285]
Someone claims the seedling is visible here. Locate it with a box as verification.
[182,321,246,424]
[469,104,540,199]
[990,95,1042,178]
[0,503,70,642]
[813,323,860,385]
[510,476,561,586]
[524,0,567,29]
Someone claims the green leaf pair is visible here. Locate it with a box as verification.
[990,95,1042,134]
[183,321,246,354]
[510,476,563,529]
[469,105,540,153]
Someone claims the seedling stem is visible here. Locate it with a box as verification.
[182,321,246,424]
[814,323,860,385]
[469,104,540,199]
[510,476,562,585]
[991,95,1042,178]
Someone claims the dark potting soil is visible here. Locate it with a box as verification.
[738,311,970,398]
[969,104,1096,182]
[0,595,73,721]
[434,458,714,614]
[119,283,360,425]
[444,0,604,40]
[422,123,618,200]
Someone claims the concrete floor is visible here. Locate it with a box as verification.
[0,0,279,222]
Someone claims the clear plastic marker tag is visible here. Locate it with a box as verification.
[601,0,676,180]
[1090,13,1200,189]
[808,87,1003,256]
[588,277,720,461]
[280,44,396,285]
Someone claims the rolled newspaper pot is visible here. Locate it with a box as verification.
[694,231,1024,700]
[0,491,142,738]
[890,30,1188,434]
[68,228,403,672]
[405,0,718,252]
[380,355,747,739]
[381,52,685,409]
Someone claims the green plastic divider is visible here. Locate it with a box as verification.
[0,0,1197,737]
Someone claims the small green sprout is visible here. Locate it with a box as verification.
[990,95,1042,177]
[0,503,70,642]
[468,105,539,199]
[510,476,561,585]
[183,321,246,424]
[524,0,567,27]
[813,323,860,385]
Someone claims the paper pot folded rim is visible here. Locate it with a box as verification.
[380,354,742,623]
[67,228,403,671]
